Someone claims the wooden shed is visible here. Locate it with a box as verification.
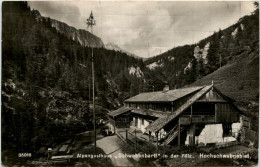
[107,107,133,133]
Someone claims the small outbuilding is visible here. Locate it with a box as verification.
[107,107,132,133]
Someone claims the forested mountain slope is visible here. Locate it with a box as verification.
[144,3,259,91]
[2,2,145,162]
[31,9,104,48]
[189,45,259,130]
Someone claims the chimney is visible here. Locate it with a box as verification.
[163,85,169,92]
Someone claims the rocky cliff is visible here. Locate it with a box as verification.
[50,19,104,48]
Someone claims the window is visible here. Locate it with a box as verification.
[223,123,232,137]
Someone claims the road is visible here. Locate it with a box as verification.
[97,135,134,166]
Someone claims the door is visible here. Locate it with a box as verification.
[135,117,138,127]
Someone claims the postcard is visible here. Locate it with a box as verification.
[1,1,259,166]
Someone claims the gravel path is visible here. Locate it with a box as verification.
[97,135,133,166]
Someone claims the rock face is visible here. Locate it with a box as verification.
[35,10,138,57]
[231,27,238,38]
[128,66,144,77]
[50,19,104,48]
[146,60,164,70]
[184,61,192,74]
[193,42,210,64]
[32,9,104,48]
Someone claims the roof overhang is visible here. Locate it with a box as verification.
[146,85,212,133]
[107,107,133,118]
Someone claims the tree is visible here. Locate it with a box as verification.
[253,2,259,16]
[207,30,222,72]
[186,58,197,83]
[236,25,243,46]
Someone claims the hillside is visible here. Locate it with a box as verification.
[51,18,104,48]
[31,9,104,48]
[142,4,259,132]
[1,2,146,163]
[190,49,259,103]
[189,44,259,132]
[144,5,259,91]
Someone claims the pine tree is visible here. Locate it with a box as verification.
[253,2,259,17]
[208,30,222,72]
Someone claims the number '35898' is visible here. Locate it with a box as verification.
[18,153,31,157]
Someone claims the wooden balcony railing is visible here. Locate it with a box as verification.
[179,115,215,125]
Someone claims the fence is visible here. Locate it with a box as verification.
[121,129,156,153]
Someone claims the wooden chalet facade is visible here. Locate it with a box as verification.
[107,84,244,147]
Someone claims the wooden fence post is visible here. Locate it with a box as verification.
[149,131,151,143]
[178,118,180,149]
[156,132,158,152]
[192,124,196,146]
[135,129,137,154]
[113,120,116,134]
[126,129,128,140]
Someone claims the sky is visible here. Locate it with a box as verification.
[29,1,256,58]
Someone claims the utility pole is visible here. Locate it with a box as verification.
[87,11,96,155]
[219,54,222,68]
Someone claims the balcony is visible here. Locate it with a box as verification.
[179,115,216,125]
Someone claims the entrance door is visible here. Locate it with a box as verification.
[189,136,193,145]
[135,117,138,127]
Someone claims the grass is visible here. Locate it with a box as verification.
[190,50,259,130]
[190,50,259,104]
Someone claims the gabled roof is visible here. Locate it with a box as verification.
[108,107,133,118]
[213,86,236,102]
[146,85,213,133]
[125,86,203,103]
[131,109,172,118]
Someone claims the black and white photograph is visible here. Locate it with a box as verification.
[1,1,259,166]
